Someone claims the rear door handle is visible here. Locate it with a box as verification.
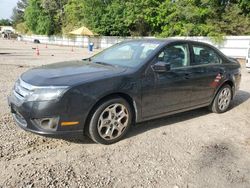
[184,73,192,79]
[219,68,226,75]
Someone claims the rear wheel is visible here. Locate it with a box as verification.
[88,97,132,144]
[210,84,232,113]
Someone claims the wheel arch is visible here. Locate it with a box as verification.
[84,92,138,134]
[212,79,235,105]
[220,80,235,99]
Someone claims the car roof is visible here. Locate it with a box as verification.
[123,38,208,45]
[122,38,226,59]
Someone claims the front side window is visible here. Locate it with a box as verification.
[192,45,222,65]
[157,44,190,69]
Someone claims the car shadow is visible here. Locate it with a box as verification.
[127,90,250,139]
[230,90,250,108]
[60,90,250,144]
[48,133,94,144]
[127,107,210,139]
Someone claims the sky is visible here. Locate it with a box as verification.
[0,0,19,19]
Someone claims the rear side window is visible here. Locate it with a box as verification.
[191,45,222,66]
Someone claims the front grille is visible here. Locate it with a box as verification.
[14,79,33,100]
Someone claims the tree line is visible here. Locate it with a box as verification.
[7,0,250,38]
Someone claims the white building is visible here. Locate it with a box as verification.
[0,26,15,33]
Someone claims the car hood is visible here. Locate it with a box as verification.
[21,60,127,86]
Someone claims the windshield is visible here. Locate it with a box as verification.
[91,41,161,67]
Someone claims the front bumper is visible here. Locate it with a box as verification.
[8,92,83,136]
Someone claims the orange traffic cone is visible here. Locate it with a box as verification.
[36,46,40,56]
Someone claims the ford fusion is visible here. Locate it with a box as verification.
[8,39,241,144]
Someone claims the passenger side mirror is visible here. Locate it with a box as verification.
[152,61,171,73]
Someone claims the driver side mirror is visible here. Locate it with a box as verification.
[152,61,171,73]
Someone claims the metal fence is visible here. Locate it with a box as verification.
[20,35,250,59]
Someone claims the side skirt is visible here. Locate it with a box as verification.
[137,102,210,123]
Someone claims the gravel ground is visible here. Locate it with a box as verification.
[0,38,250,188]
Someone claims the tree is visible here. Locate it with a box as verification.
[0,19,12,26]
[239,0,250,15]
[155,0,250,38]
[158,0,216,37]
[41,0,68,34]
[124,0,163,36]
[11,0,28,26]
[15,22,28,34]
[81,0,109,34]
[64,0,111,35]
[63,0,85,34]
[24,0,52,35]
[99,0,129,36]
[211,4,250,35]
[19,0,250,36]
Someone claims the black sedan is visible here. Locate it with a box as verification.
[8,39,241,144]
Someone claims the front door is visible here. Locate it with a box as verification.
[141,43,193,118]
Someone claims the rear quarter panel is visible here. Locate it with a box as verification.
[220,60,241,97]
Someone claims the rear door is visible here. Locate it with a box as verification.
[188,42,225,106]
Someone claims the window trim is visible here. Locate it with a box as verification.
[154,42,191,70]
[189,43,223,67]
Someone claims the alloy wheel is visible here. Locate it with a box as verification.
[218,87,231,111]
[97,103,129,140]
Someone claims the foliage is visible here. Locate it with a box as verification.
[15,22,28,34]
[0,19,12,26]
[239,0,250,15]
[63,0,86,34]
[211,4,250,36]
[24,0,50,35]
[99,0,128,36]
[40,0,68,34]
[124,0,164,36]
[13,0,250,37]
[11,0,28,26]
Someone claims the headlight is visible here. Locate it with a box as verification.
[26,87,68,101]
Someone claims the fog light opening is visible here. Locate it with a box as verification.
[33,117,59,130]
[41,119,50,126]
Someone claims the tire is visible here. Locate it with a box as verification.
[88,97,132,144]
[210,84,232,113]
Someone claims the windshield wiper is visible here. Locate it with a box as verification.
[94,61,114,67]
[82,57,91,62]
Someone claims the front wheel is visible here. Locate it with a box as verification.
[88,97,132,144]
[210,84,232,113]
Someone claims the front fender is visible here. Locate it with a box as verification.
[61,75,142,130]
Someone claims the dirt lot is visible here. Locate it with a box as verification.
[0,38,250,188]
